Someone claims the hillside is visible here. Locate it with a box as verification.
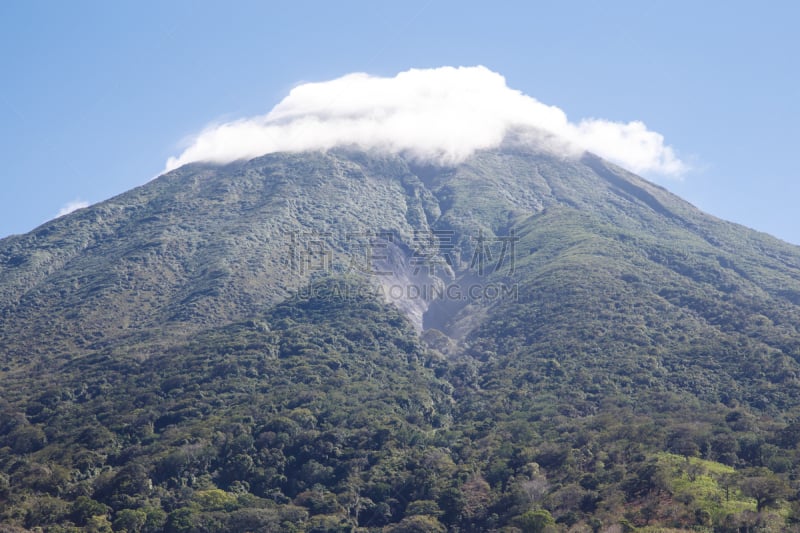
[3,147,800,531]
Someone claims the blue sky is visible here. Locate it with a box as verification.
[1,1,798,244]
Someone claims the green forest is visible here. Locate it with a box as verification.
[2,279,800,532]
[4,150,800,531]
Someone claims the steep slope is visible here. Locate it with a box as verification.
[0,152,423,363]
[4,147,800,530]
[468,201,800,406]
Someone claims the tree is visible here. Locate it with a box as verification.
[460,475,492,522]
[513,509,556,533]
[23,496,69,529]
[194,489,238,512]
[7,425,46,453]
[717,472,738,502]
[70,496,110,527]
[386,515,447,533]
[667,428,700,458]
[113,509,148,533]
[164,507,199,533]
[405,500,442,517]
[739,469,790,513]
[86,514,114,533]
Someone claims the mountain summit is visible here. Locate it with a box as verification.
[2,147,800,530]
[165,66,685,177]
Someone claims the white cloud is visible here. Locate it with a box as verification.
[165,66,685,177]
[56,199,89,218]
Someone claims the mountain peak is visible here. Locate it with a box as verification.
[166,66,685,178]
[3,147,800,530]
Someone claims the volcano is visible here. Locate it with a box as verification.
[2,145,800,530]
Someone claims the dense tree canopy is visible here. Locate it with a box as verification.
[4,149,800,530]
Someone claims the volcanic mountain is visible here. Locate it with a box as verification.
[2,146,800,531]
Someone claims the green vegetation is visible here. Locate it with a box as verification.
[3,148,800,530]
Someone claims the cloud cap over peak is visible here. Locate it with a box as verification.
[165,66,685,177]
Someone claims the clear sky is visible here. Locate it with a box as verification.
[1,1,798,244]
